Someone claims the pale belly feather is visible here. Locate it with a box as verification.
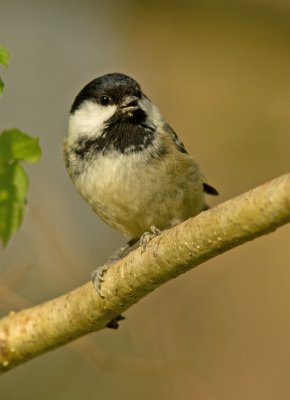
[74,152,205,238]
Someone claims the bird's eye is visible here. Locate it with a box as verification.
[135,88,142,98]
[99,95,111,106]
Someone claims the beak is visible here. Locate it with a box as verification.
[120,95,139,109]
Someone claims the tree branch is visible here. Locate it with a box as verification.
[1,173,290,373]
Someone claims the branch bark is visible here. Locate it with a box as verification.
[1,173,290,373]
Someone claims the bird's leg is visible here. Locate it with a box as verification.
[107,237,139,263]
[91,238,138,297]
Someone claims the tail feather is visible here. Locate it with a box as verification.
[203,182,219,196]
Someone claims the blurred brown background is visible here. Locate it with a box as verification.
[0,0,290,399]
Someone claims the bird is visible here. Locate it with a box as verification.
[63,72,218,295]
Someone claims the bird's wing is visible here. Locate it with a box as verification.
[164,122,219,196]
[163,122,188,154]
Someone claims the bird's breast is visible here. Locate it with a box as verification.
[72,149,205,238]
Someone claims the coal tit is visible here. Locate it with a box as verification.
[63,73,218,292]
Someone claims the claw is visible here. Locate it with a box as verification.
[140,225,162,250]
[91,238,139,297]
[91,263,112,297]
[150,225,161,236]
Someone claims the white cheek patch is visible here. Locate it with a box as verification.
[68,100,117,140]
[140,97,164,129]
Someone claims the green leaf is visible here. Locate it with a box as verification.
[0,76,3,95]
[0,45,10,96]
[0,161,28,246]
[0,129,42,163]
[0,45,10,67]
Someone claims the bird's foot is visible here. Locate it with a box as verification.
[140,225,162,250]
[91,263,112,297]
[92,238,139,297]
[92,265,125,328]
